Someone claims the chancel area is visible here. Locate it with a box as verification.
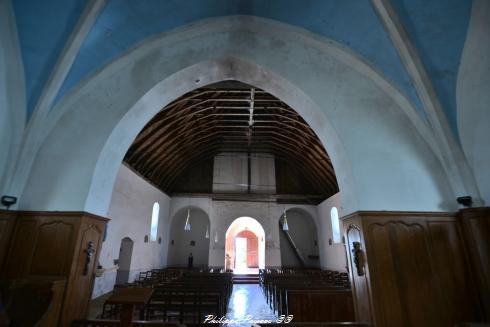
[0,1,489,326]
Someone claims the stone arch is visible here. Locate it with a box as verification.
[225,217,266,270]
[167,206,210,267]
[115,236,134,284]
[279,207,320,268]
[18,16,454,216]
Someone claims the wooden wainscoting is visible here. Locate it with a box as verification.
[343,211,483,327]
[459,207,490,321]
[3,211,109,327]
[0,210,17,272]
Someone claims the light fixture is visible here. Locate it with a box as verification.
[282,208,289,231]
[205,225,210,239]
[457,196,472,208]
[184,208,191,231]
[214,231,218,243]
[1,195,17,210]
[248,88,255,127]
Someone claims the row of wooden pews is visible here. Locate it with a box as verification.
[256,324,368,327]
[73,322,368,327]
[72,321,184,327]
[260,268,360,324]
[74,268,232,326]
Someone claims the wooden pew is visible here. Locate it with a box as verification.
[259,268,355,323]
[72,320,184,327]
[257,323,369,327]
[275,284,344,315]
[145,288,222,323]
[285,289,355,322]
[97,269,232,325]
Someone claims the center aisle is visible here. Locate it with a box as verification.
[222,284,278,326]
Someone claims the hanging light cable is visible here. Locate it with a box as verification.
[206,199,211,238]
[282,206,289,231]
[184,207,191,231]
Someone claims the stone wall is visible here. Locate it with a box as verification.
[92,164,171,298]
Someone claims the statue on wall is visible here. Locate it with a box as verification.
[84,241,96,276]
[352,241,366,276]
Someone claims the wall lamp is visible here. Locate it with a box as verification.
[1,195,17,210]
[457,196,472,208]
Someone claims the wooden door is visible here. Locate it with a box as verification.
[247,236,258,268]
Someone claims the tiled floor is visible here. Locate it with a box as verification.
[222,284,278,326]
[232,268,259,275]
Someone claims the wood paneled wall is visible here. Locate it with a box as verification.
[0,210,17,271]
[459,207,490,321]
[343,211,483,327]
[2,211,108,327]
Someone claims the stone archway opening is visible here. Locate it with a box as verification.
[168,206,211,268]
[225,217,265,274]
[115,237,134,285]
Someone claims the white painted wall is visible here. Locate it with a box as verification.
[16,17,457,217]
[317,193,347,271]
[167,208,210,267]
[90,166,345,295]
[168,197,318,269]
[92,164,171,298]
[457,0,490,206]
[279,209,320,268]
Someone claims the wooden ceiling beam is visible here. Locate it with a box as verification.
[155,139,334,194]
[123,86,338,196]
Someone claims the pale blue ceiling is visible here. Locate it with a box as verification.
[392,0,473,137]
[13,0,86,116]
[13,0,473,139]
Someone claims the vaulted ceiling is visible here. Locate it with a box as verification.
[124,81,338,198]
[12,0,473,137]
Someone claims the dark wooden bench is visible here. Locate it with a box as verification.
[256,323,369,327]
[285,289,355,322]
[259,268,355,323]
[97,269,232,324]
[72,320,185,327]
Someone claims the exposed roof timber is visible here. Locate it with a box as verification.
[157,141,336,194]
[133,130,335,190]
[129,124,329,172]
[124,84,339,197]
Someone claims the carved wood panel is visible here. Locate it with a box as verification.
[344,219,373,325]
[459,208,490,321]
[0,210,16,271]
[344,212,483,327]
[366,220,441,327]
[30,221,75,276]
[60,218,105,327]
[6,219,38,277]
[3,211,108,327]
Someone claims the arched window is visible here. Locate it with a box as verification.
[330,206,341,243]
[150,202,160,242]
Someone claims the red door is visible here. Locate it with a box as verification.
[236,230,258,268]
[247,236,258,268]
